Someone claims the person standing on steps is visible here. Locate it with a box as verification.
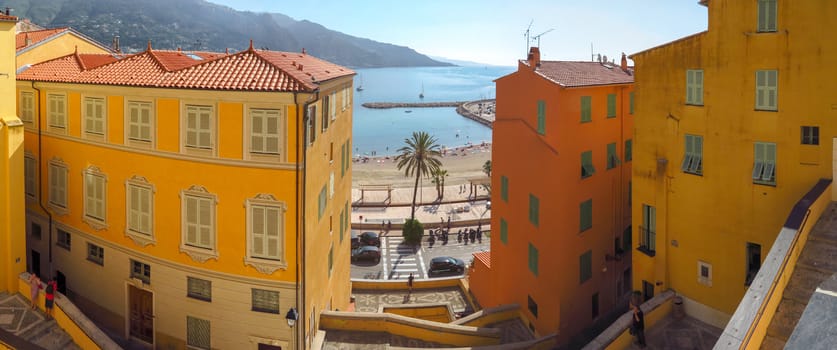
[407,273,415,297]
[630,292,647,348]
[44,278,58,319]
[28,273,41,309]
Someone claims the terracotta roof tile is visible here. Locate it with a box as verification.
[17,46,354,92]
[473,251,491,268]
[16,28,68,50]
[0,14,16,21]
[525,61,634,87]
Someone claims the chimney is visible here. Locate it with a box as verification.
[527,47,540,68]
[5,7,10,15]
[112,35,120,53]
[24,33,31,46]
[620,52,628,72]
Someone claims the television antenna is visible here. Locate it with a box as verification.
[523,20,533,55]
[531,29,554,47]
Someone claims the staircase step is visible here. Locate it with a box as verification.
[31,326,77,350]
[18,318,57,341]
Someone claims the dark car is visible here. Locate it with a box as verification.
[428,256,465,276]
[350,231,361,249]
[359,231,381,247]
[351,246,381,263]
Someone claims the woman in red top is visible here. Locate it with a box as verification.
[44,279,57,319]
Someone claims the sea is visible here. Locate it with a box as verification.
[351,65,515,157]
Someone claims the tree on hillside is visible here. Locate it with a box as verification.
[395,131,443,220]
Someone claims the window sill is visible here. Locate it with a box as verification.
[754,108,778,112]
[245,256,287,274]
[83,216,108,231]
[683,170,703,176]
[125,231,156,247]
[753,181,777,187]
[86,257,104,266]
[48,203,69,216]
[685,103,704,107]
[637,246,656,257]
[180,245,219,263]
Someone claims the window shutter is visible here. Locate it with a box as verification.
[695,70,703,105]
[186,196,198,245]
[266,207,279,258]
[581,96,591,122]
[537,100,546,134]
[199,198,211,246]
[753,143,765,180]
[607,94,616,117]
[252,206,264,256]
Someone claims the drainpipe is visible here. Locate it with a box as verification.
[31,82,54,279]
[295,88,318,349]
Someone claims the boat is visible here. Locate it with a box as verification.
[405,110,413,113]
[356,75,364,91]
[419,83,424,99]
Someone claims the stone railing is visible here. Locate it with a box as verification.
[582,290,675,349]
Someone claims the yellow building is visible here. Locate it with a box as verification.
[630,0,835,328]
[16,27,113,69]
[0,12,27,294]
[18,43,354,349]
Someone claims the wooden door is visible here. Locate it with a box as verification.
[129,286,154,343]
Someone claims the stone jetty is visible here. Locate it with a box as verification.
[362,101,465,108]
[361,99,496,128]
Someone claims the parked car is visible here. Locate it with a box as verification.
[428,256,465,276]
[350,231,361,249]
[351,246,381,263]
[359,231,381,247]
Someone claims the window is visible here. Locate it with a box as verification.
[341,87,349,111]
[607,142,619,169]
[24,155,36,199]
[580,250,592,283]
[527,295,538,318]
[186,316,211,350]
[250,108,282,157]
[628,181,632,205]
[629,91,635,114]
[131,260,151,284]
[187,277,212,301]
[500,218,508,244]
[640,205,656,254]
[801,126,819,145]
[681,134,703,175]
[181,186,217,261]
[344,140,351,172]
[57,229,71,250]
[340,143,347,177]
[686,69,704,105]
[87,243,104,265]
[328,244,334,276]
[306,105,317,145]
[606,94,616,118]
[623,227,632,252]
[83,167,107,228]
[321,95,330,132]
[252,289,280,314]
[536,100,545,134]
[753,142,777,185]
[329,92,337,120]
[246,195,286,272]
[20,91,34,124]
[339,210,345,242]
[625,139,633,162]
[697,260,713,287]
[31,223,42,240]
[528,243,538,276]
[83,97,106,136]
[755,70,778,111]
[581,96,592,123]
[47,94,67,131]
[757,0,777,32]
[592,293,600,319]
[581,151,595,178]
[48,160,68,212]
[127,100,153,143]
[318,186,327,219]
[746,243,762,286]
[580,199,593,232]
[500,176,508,202]
[344,201,349,239]
[528,194,539,227]
[184,104,214,151]
[126,178,154,242]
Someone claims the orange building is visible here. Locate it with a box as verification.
[473,47,633,345]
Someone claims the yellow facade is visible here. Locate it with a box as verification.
[19,57,354,348]
[630,0,836,326]
[16,29,111,69]
[0,14,26,293]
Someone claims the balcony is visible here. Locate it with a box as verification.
[638,225,656,257]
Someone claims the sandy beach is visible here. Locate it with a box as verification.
[352,143,491,188]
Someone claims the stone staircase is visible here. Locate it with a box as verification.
[0,292,80,350]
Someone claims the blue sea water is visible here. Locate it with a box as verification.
[351,66,515,157]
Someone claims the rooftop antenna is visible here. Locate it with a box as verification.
[523,19,533,55]
[591,43,594,61]
[531,28,554,47]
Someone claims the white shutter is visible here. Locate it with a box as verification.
[186,196,198,245]
[266,207,279,258]
[199,197,212,246]
[252,206,265,256]
[140,187,151,233]
[251,110,264,152]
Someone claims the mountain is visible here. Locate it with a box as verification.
[429,55,516,68]
[3,0,453,68]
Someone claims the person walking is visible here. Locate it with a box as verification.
[630,292,646,348]
[407,273,415,297]
[28,273,41,309]
[44,278,58,319]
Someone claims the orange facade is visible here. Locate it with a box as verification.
[479,48,633,345]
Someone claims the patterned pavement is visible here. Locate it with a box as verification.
[625,314,722,350]
[352,286,473,314]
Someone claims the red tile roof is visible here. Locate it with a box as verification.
[0,14,16,21]
[473,251,491,268]
[17,45,354,92]
[524,61,634,87]
[16,28,68,50]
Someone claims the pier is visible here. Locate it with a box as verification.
[361,99,496,128]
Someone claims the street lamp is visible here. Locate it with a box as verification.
[285,308,299,327]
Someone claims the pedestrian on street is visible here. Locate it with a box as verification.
[44,278,57,319]
[630,292,647,348]
[408,273,415,296]
[28,273,41,309]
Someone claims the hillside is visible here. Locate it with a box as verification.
[2,0,452,68]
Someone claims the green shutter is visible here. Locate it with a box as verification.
[581,96,592,122]
[580,199,593,232]
[318,186,327,219]
[537,100,546,134]
[629,91,635,114]
[529,194,539,227]
[500,218,508,244]
[580,250,592,283]
[607,94,616,118]
[529,243,539,276]
[328,245,333,276]
[581,151,595,178]
[341,143,346,177]
[339,210,345,242]
[607,143,618,169]
[344,201,349,237]
[501,176,508,202]
[758,0,777,32]
[625,139,632,162]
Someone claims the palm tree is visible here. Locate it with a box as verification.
[431,168,449,200]
[395,131,443,220]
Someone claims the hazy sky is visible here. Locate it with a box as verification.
[205,0,707,66]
